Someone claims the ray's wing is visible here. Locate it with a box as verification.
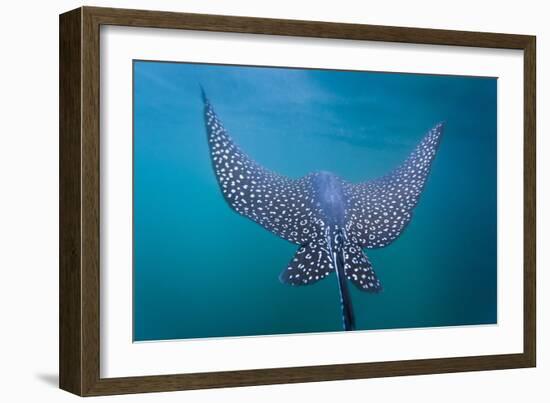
[344,123,444,248]
[203,95,324,245]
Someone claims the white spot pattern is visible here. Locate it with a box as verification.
[344,123,444,249]
[279,239,334,285]
[204,100,326,245]
[341,240,381,292]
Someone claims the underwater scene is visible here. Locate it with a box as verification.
[133,60,497,341]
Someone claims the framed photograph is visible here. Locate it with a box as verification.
[59,6,536,396]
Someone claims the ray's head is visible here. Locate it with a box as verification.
[312,171,346,227]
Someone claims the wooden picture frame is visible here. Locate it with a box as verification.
[59,6,536,396]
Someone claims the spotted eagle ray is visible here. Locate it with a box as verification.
[202,89,443,331]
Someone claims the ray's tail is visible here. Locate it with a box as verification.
[333,251,355,331]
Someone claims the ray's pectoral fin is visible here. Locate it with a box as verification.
[203,93,321,246]
[342,242,382,292]
[346,123,444,249]
[279,240,335,286]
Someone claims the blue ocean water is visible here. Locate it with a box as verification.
[133,61,497,342]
